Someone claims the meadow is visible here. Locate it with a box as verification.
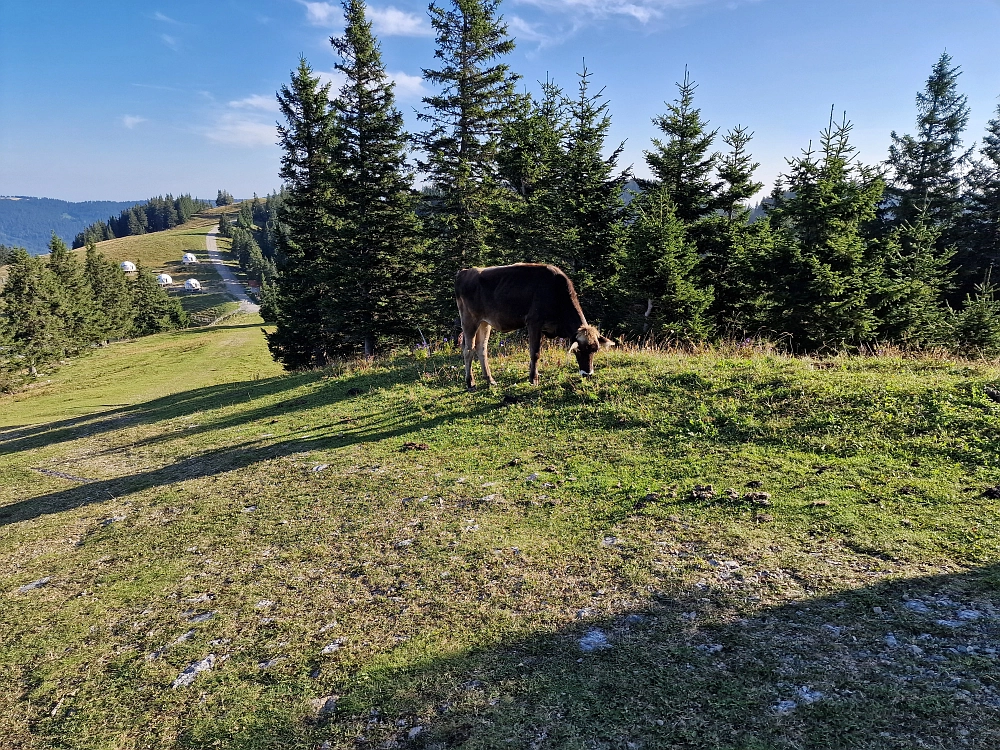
[2,314,999,749]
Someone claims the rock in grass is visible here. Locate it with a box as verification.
[171,655,215,688]
[956,609,983,621]
[321,638,346,655]
[773,699,797,714]
[796,686,824,704]
[578,629,611,652]
[310,696,337,718]
[18,577,50,593]
[904,600,931,614]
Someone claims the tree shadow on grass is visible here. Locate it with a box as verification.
[311,564,1000,750]
[0,391,498,527]
[0,356,449,458]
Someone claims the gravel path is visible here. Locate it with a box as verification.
[205,227,260,314]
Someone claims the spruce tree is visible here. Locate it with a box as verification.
[957,105,1000,285]
[559,65,629,323]
[218,212,232,238]
[884,53,972,235]
[764,113,886,350]
[640,68,719,225]
[875,220,954,346]
[416,0,520,321]
[0,248,66,374]
[701,126,764,327]
[952,274,1000,355]
[46,234,95,354]
[131,265,188,336]
[327,0,430,356]
[495,79,570,265]
[716,125,763,223]
[622,184,713,340]
[83,242,135,342]
[267,57,341,369]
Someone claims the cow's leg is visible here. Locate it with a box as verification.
[462,318,480,390]
[527,325,542,386]
[475,322,497,387]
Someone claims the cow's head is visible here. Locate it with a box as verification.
[568,325,615,377]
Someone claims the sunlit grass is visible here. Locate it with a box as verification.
[2,328,999,749]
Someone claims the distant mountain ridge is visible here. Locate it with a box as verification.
[0,196,144,254]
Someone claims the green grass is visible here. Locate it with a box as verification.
[80,210,246,321]
[2,329,999,749]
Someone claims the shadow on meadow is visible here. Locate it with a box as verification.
[0,392,498,527]
[183,564,999,750]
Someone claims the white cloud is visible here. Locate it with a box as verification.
[507,15,555,45]
[122,115,147,129]
[513,0,735,24]
[153,11,180,24]
[369,6,432,36]
[160,33,178,49]
[300,2,431,36]
[388,71,427,100]
[205,113,277,147]
[229,94,280,112]
[299,1,339,25]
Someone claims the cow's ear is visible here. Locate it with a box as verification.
[598,335,615,350]
[568,341,580,353]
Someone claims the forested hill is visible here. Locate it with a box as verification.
[0,196,142,254]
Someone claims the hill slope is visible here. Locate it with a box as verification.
[0,196,143,254]
[2,328,999,749]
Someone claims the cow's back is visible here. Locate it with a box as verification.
[456,264,576,329]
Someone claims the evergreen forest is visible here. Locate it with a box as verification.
[0,236,188,390]
[72,194,211,248]
[262,0,1000,368]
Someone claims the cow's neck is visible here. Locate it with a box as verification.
[557,305,587,339]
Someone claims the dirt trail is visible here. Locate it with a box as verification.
[205,227,260,314]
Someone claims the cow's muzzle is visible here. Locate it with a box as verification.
[579,369,594,377]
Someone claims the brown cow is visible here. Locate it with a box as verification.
[455,263,614,389]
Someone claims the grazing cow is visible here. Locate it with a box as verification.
[455,263,614,389]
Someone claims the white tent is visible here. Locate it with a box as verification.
[156,273,173,286]
[120,261,137,272]
[182,253,198,264]
[184,278,202,292]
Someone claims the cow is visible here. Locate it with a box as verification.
[455,263,614,389]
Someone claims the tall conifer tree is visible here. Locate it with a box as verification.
[884,53,972,235]
[267,58,341,368]
[46,234,94,354]
[957,105,1000,284]
[641,68,719,225]
[559,65,629,323]
[495,79,569,265]
[83,242,135,342]
[0,248,65,374]
[328,0,430,356]
[765,114,886,349]
[416,0,520,322]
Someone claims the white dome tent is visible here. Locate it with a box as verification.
[156,273,173,286]
[120,261,137,272]
[181,253,198,264]
[184,278,202,292]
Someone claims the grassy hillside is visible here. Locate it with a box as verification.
[81,208,241,323]
[2,326,999,749]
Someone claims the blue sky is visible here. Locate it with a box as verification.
[1,0,998,202]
